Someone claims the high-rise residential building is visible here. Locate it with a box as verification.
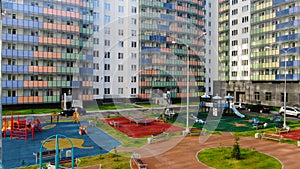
[1,0,94,107]
[217,0,300,106]
[204,0,219,96]
[93,0,206,103]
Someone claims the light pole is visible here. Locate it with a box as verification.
[171,41,190,132]
[171,33,206,133]
[265,46,292,129]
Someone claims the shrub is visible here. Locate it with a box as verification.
[231,136,241,160]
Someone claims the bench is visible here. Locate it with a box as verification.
[33,149,62,164]
[131,153,147,169]
[148,132,169,144]
[188,128,202,136]
[275,126,290,134]
[253,122,267,130]
[50,157,75,166]
[262,132,283,142]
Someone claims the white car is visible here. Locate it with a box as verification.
[279,106,300,118]
[233,102,246,110]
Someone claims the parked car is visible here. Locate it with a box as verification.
[59,107,86,117]
[233,102,247,110]
[249,104,270,113]
[279,106,300,118]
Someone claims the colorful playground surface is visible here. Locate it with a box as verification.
[2,121,121,169]
[104,117,183,138]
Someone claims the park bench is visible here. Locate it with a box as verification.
[131,153,147,169]
[275,126,290,134]
[148,132,169,144]
[50,157,76,166]
[188,128,202,136]
[262,132,283,142]
[33,149,62,164]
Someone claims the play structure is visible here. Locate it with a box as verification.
[2,112,41,140]
[79,126,88,135]
[198,101,245,118]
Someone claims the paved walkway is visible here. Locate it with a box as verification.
[118,132,300,169]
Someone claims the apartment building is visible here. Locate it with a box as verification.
[93,0,206,103]
[217,0,300,106]
[1,0,94,107]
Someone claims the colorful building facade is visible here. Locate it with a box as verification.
[1,0,94,106]
[138,0,206,101]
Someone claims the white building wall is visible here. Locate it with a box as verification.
[205,0,219,96]
[229,0,251,81]
[93,0,139,99]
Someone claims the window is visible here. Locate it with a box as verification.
[104,52,110,58]
[242,71,248,76]
[232,61,237,66]
[104,40,110,46]
[118,6,124,13]
[242,16,249,23]
[118,17,124,24]
[232,9,238,15]
[254,92,260,101]
[8,90,17,97]
[131,41,137,48]
[118,41,124,48]
[104,15,110,24]
[242,27,248,33]
[131,88,137,94]
[281,93,289,102]
[266,92,272,101]
[232,71,237,77]
[232,30,238,36]
[104,88,110,94]
[93,38,99,44]
[131,76,136,82]
[118,64,124,71]
[118,76,124,82]
[232,50,238,56]
[118,29,124,36]
[93,88,99,95]
[242,60,248,65]
[232,40,238,46]
[8,28,17,34]
[104,3,110,11]
[104,27,110,34]
[8,74,16,81]
[104,76,110,82]
[132,6,137,13]
[8,43,16,50]
[232,19,238,25]
[242,49,248,55]
[118,88,123,94]
[131,18,137,25]
[131,30,137,36]
[242,5,248,12]
[94,25,99,32]
[131,65,137,71]
[232,0,238,4]
[131,53,137,59]
[104,64,110,70]
[8,59,16,65]
[118,53,124,59]
[94,50,99,57]
[242,38,248,44]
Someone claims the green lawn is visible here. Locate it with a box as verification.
[198,147,282,169]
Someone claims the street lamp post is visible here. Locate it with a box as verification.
[171,41,190,132]
[171,33,206,133]
[265,46,292,129]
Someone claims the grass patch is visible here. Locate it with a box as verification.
[198,147,281,169]
[2,108,62,115]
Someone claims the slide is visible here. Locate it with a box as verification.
[231,106,245,118]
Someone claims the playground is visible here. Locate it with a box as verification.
[2,116,121,169]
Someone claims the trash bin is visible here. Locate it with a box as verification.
[255,133,260,139]
[147,138,152,144]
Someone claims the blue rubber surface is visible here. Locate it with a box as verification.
[2,121,121,168]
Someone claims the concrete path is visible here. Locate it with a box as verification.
[118,132,300,169]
